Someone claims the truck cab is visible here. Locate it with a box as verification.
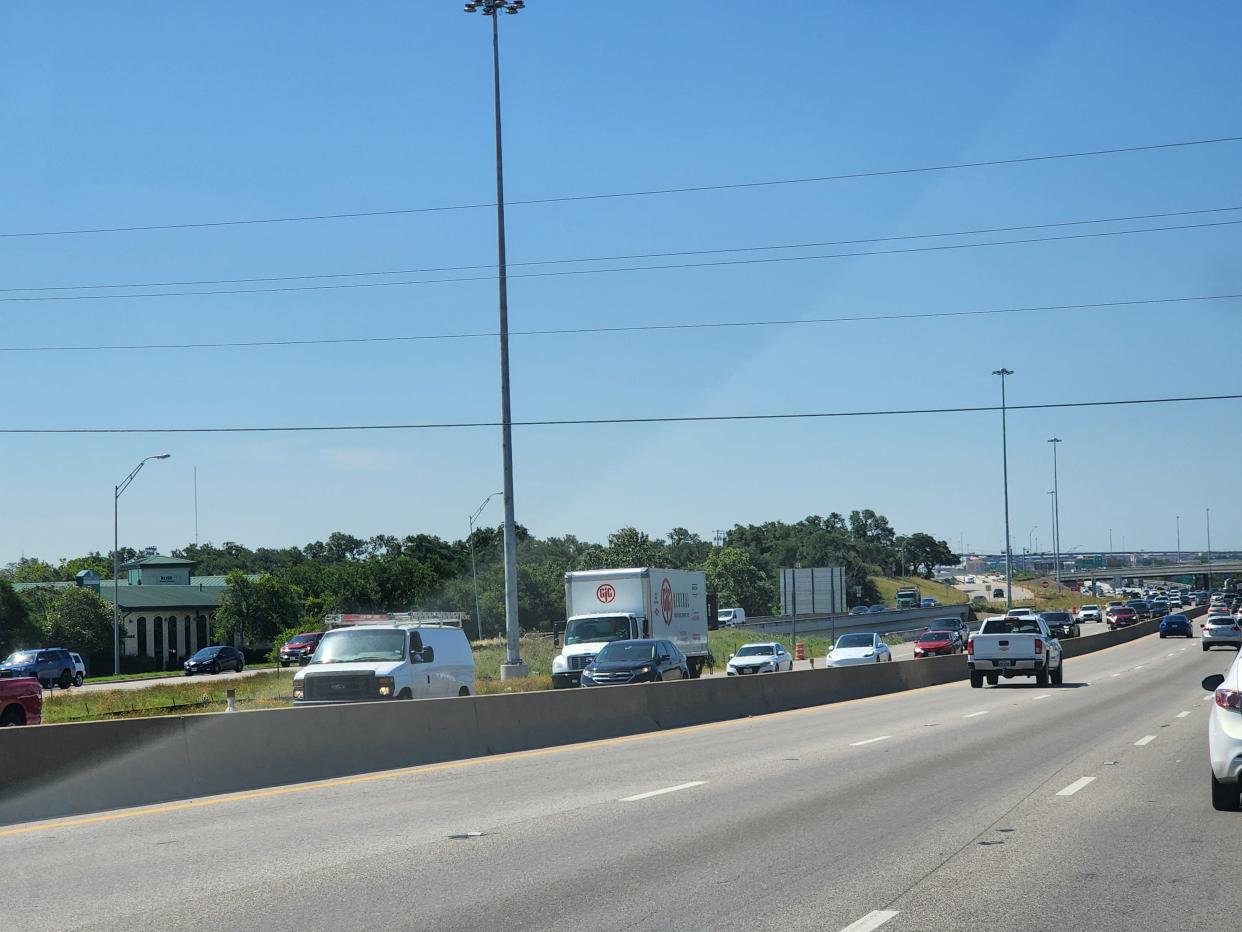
[552,613,649,689]
[896,587,920,610]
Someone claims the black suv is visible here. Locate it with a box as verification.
[580,639,689,687]
[1040,611,1080,639]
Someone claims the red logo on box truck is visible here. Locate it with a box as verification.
[660,578,673,625]
[597,584,616,604]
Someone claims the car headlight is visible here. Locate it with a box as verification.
[377,676,395,697]
[636,666,652,675]
[552,655,568,673]
[292,681,304,700]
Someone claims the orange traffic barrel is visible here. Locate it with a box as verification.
[795,641,805,661]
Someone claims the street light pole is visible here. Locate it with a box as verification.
[1048,438,1062,592]
[993,368,1015,609]
[112,454,171,675]
[1176,514,1181,565]
[465,0,527,678]
[1206,507,1213,589]
[468,491,504,643]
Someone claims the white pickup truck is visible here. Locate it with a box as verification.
[967,616,1063,688]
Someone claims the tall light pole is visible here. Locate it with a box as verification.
[1206,507,1213,588]
[1176,514,1181,564]
[1048,438,1062,591]
[1028,526,1039,573]
[468,491,504,643]
[465,0,527,678]
[993,368,1015,608]
[113,454,171,674]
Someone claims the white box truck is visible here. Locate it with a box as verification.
[553,568,711,688]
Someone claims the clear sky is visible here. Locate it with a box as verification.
[1,1,1239,566]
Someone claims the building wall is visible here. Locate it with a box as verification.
[122,608,217,667]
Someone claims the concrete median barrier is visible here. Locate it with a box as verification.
[0,611,1185,828]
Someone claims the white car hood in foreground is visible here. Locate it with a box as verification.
[828,647,878,664]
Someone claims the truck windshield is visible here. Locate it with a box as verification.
[314,629,406,664]
[565,616,632,645]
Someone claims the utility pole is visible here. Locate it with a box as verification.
[1206,507,1213,589]
[113,454,171,674]
[468,492,503,642]
[1176,514,1181,565]
[1048,438,1062,592]
[465,0,527,678]
[993,368,1015,609]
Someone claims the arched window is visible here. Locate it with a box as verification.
[153,616,164,663]
[136,617,148,657]
[196,615,208,649]
[167,617,177,659]
[184,617,192,655]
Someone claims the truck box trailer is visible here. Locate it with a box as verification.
[553,568,710,688]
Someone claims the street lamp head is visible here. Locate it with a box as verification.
[1048,437,1062,444]
[155,454,171,460]
[992,367,1014,377]
[464,0,524,13]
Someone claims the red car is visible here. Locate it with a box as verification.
[1107,606,1138,629]
[0,676,42,726]
[278,631,326,667]
[913,629,962,658]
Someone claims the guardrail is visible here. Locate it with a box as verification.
[738,603,970,639]
[0,609,1187,828]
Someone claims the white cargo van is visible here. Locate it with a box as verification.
[718,607,747,627]
[553,568,710,687]
[292,621,475,704]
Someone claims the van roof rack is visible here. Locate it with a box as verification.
[323,612,467,629]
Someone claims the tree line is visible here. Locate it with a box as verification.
[1,511,956,663]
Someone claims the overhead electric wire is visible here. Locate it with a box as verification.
[4,203,1240,295]
[1,393,1238,434]
[3,218,1240,304]
[1,291,1238,354]
[2,134,1239,239]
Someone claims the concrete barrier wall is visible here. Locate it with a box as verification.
[744,603,970,639]
[0,610,1193,828]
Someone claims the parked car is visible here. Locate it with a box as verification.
[967,616,1064,688]
[69,652,86,687]
[293,622,475,701]
[826,632,891,666]
[725,641,793,675]
[867,604,888,614]
[278,631,326,667]
[1040,611,1080,639]
[0,676,42,726]
[1075,605,1102,623]
[913,629,962,658]
[0,648,77,689]
[580,639,689,686]
[1203,617,1242,652]
[848,605,870,616]
[1159,614,1194,638]
[184,645,245,675]
[1202,656,1242,810]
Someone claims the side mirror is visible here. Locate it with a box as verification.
[414,646,435,664]
[728,653,735,660]
[1203,673,1225,692]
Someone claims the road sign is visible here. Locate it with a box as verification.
[1041,580,1050,588]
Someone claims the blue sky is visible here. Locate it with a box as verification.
[1,1,1239,565]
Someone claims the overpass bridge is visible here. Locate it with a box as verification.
[1059,559,1242,585]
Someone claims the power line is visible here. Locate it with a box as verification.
[0,291,1237,354]
[3,218,1240,304]
[2,134,1239,239]
[1,393,1238,434]
[5,203,1239,295]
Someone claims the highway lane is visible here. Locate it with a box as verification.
[6,631,1236,932]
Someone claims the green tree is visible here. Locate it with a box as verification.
[902,532,958,579]
[9,558,56,583]
[42,587,113,657]
[701,546,778,616]
[0,580,40,656]
[213,572,304,647]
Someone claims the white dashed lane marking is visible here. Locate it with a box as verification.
[849,736,893,747]
[1057,777,1096,796]
[619,781,706,802]
[839,910,900,932]
[964,711,989,718]
[1177,711,1192,718]
[1135,735,1157,746]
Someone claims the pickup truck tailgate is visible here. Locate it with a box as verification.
[970,633,1042,669]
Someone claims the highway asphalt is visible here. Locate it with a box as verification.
[6,629,1236,932]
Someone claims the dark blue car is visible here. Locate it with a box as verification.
[1159,614,1193,638]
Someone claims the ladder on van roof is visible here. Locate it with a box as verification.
[324,612,468,629]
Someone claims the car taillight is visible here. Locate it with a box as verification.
[1034,639,1043,653]
[966,639,974,655]
[1215,688,1242,711]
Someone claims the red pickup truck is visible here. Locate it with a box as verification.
[0,676,43,726]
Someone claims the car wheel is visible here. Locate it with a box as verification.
[1212,772,1241,811]
[210,662,220,674]
[1036,668,1050,687]
[58,669,71,690]
[236,661,244,673]
[1051,661,1063,686]
[651,672,663,682]
[458,686,470,697]
[0,707,24,727]
[986,673,998,686]
[279,661,289,668]
[73,672,84,687]
[1159,632,1166,639]
[1203,644,1210,652]
[970,671,983,688]
[397,688,413,699]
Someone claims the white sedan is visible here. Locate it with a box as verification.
[826,632,892,667]
[726,642,793,675]
[1203,653,1242,810]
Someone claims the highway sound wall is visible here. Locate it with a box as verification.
[0,614,1191,828]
